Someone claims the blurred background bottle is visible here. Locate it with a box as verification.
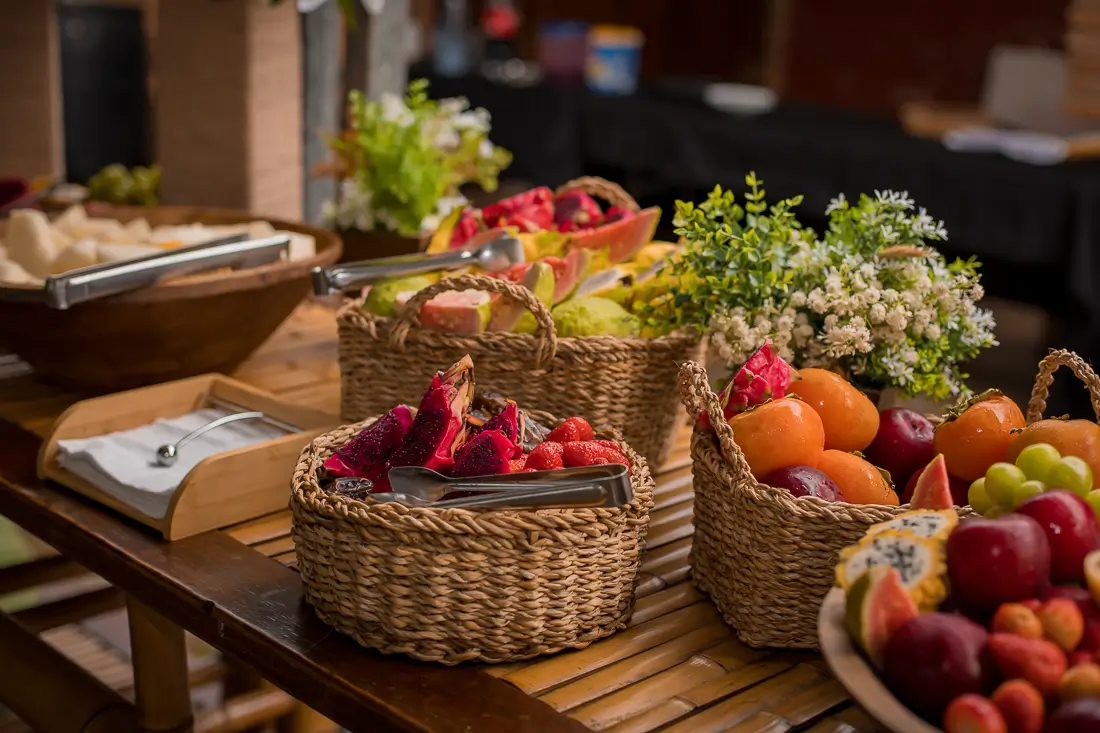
[433,0,472,78]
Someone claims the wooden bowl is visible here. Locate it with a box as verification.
[0,205,341,393]
[818,587,942,733]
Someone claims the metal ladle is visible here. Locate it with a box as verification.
[154,410,279,467]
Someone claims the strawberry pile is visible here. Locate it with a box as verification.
[518,417,632,472]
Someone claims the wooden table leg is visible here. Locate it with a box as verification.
[127,597,194,733]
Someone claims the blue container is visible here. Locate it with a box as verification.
[585,25,643,95]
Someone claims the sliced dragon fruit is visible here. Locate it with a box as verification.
[323,405,416,489]
[702,341,797,429]
[389,355,475,473]
[467,401,524,458]
[482,187,555,233]
[450,428,517,477]
[553,190,603,232]
[449,209,482,249]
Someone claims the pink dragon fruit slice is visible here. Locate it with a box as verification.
[553,190,603,232]
[388,355,475,473]
[450,428,517,477]
[482,187,555,232]
[323,405,416,482]
[701,341,796,429]
[448,209,483,249]
[467,400,523,458]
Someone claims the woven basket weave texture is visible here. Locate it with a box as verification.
[291,417,656,664]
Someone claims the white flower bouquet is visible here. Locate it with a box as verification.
[320,80,512,237]
[643,174,997,400]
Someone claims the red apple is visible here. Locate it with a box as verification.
[902,469,971,506]
[865,408,935,489]
[946,514,1051,613]
[883,613,993,720]
[1016,490,1100,584]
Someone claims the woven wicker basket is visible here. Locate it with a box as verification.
[338,276,701,470]
[677,361,923,649]
[290,415,656,665]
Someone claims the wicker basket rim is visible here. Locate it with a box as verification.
[291,415,656,527]
[339,297,701,349]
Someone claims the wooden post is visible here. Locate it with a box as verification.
[345,0,412,99]
[155,0,303,219]
[127,597,194,732]
[0,0,64,180]
[302,1,342,224]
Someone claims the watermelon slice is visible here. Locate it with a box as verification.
[570,207,661,263]
[543,249,589,304]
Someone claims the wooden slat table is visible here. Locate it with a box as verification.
[0,303,886,733]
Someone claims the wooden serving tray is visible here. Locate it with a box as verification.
[818,587,940,733]
[36,374,336,540]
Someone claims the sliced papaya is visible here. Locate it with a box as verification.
[909,454,954,510]
[845,565,919,668]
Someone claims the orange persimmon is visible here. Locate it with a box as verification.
[817,449,893,504]
[730,398,825,479]
[787,368,880,452]
[934,393,1025,482]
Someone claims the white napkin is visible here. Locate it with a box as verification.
[56,409,286,520]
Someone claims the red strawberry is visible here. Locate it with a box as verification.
[525,442,564,471]
[592,440,632,469]
[546,417,594,443]
[509,455,528,473]
[563,441,630,468]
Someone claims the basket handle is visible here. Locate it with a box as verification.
[677,360,753,476]
[1027,349,1100,423]
[388,274,559,369]
[554,177,640,213]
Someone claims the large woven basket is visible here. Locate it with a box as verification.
[338,274,702,469]
[677,361,918,649]
[290,416,656,665]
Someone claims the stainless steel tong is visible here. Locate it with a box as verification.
[0,233,291,309]
[333,464,633,509]
[311,230,524,295]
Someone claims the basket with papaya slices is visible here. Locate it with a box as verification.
[291,355,656,665]
[338,177,702,468]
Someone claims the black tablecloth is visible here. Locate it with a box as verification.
[426,72,1100,412]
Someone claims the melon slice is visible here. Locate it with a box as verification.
[570,206,661,263]
[910,454,954,510]
[488,261,555,332]
[845,565,919,668]
[419,291,492,334]
[543,248,589,304]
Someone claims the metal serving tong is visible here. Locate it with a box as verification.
[311,230,524,296]
[334,464,633,509]
[0,233,291,309]
[153,397,301,467]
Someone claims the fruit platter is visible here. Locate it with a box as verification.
[817,352,1100,732]
[363,177,675,339]
[337,178,702,468]
[290,354,656,665]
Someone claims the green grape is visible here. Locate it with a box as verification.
[1015,442,1062,483]
[1014,480,1047,506]
[985,505,1006,519]
[985,462,1027,506]
[1087,491,1100,522]
[968,478,996,515]
[1047,456,1094,497]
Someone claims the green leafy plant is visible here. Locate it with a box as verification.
[323,80,512,236]
[643,174,997,400]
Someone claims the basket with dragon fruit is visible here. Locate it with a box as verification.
[291,355,656,665]
[337,177,702,468]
